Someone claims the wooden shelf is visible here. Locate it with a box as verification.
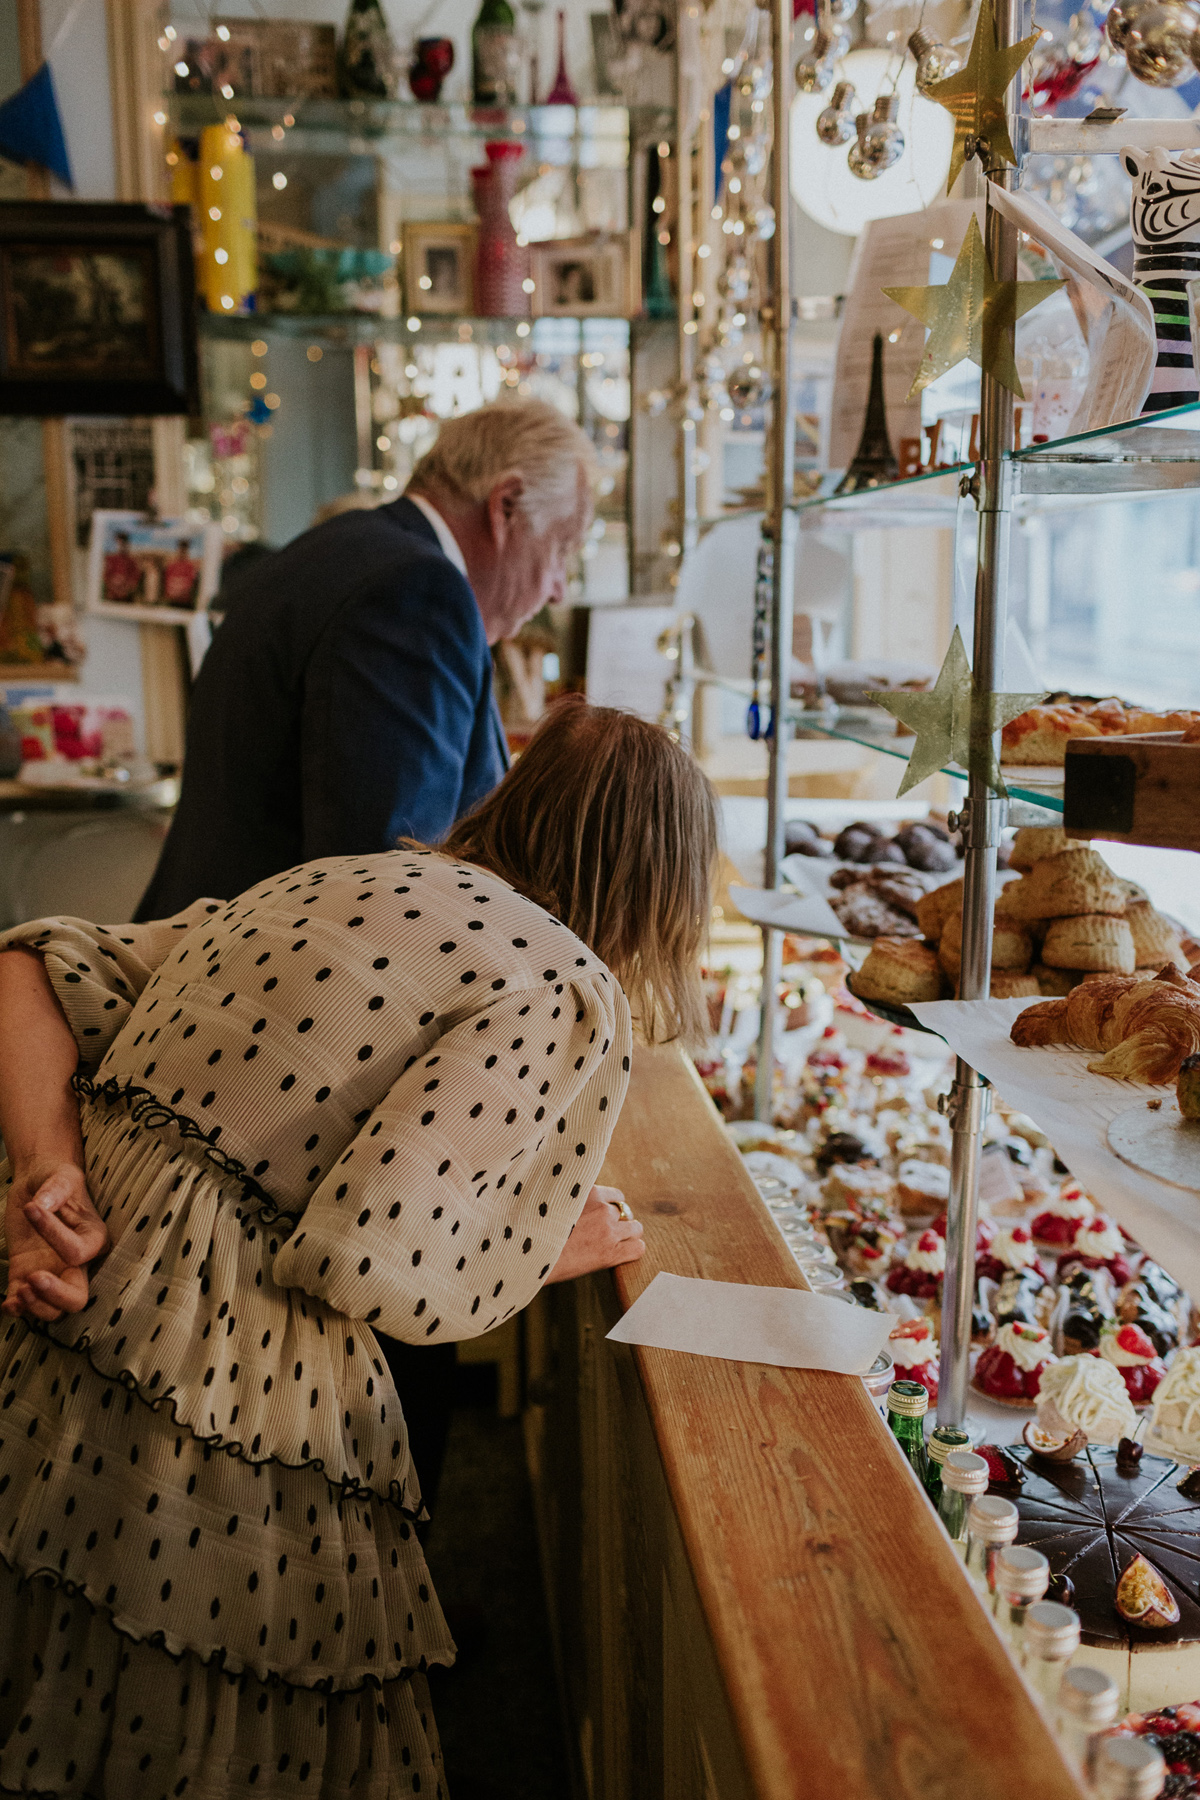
[1064,732,1200,851]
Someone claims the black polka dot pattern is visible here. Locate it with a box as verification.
[0,850,632,1796]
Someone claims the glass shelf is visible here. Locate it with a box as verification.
[170,94,666,151]
[197,311,634,344]
[787,399,1200,526]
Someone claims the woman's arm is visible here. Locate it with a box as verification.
[0,948,108,1321]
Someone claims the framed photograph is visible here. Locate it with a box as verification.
[176,21,338,98]
[85,513,223,626]
[530,234,638,318]
[0,202,198,416]
[402,223,476,317]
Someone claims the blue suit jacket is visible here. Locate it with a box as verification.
[136,497,508,919]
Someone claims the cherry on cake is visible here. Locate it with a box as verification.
[976,1225,1047,1286]
[885,1228,945,1302]
[887,1317,939,1402]
[1030,1181,1096,1250]
[1100,1324,1168,1408]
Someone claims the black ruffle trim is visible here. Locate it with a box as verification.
[72,1073,300,1228]
[0,1554,448,1700]
[11,1319,428,1527]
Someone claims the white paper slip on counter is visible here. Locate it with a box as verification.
[607,1272,893,1373]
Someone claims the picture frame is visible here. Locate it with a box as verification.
[529,233,638,318]
[85,512,223,627]
[175,20,338,99]
[402,223,477,317]
[0,202,198,417]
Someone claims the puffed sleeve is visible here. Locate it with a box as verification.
[272,974,633,1343]
[0,898,225,1070]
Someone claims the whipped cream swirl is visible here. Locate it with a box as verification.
[1037,1353,1137,1446]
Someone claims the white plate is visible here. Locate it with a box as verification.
[1107,1097,1200,1195]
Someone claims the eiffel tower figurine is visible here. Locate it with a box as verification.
[835,331,899,495]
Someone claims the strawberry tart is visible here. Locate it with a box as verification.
[1063,1215,1135,1285]
[974,1320,1057,1405]
[887,1318,939,1402]
[976,1225,1047,1286]
[885,1228,945,1302]
[1030,1181,1096,1250]
[1099,1322,1168,1407]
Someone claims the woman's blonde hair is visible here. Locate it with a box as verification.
[441,698,718,1048]
[408,398,596,539]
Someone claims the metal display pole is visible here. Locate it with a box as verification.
[936,0,1026,1425]
[753,0,796,1123]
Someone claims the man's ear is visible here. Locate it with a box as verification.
[486,473,525,539]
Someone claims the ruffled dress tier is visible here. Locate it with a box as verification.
[0,851,631,1798]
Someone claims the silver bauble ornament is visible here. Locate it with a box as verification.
[1122,0,1200,84]
[1105,0,1153,50]
[826,0,859,20]
[749,203,776,241]
[718,258,753,303]
[847,93,905,179]
[727,362,770,409]
[907,25,964,94]
[816,79,858,144]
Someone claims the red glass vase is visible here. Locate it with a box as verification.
[472,140,530,317]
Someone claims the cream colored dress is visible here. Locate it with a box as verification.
[0,849,631,1799]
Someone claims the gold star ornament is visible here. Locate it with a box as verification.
[872,628,1046,798]
[882,215,1063,402]
[927,0,1042,193]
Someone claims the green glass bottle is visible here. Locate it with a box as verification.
[472,0,518,105]
[886,1380,929,1486]
[923,1424,971,1504]
[936,1450,989,1551]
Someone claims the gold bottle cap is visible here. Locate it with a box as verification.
[994,1543,1050,1600]
[1058,1664,1119,1727]
[886,1379,929,1419]
[967,1494,1019,1544]
[1023,1601,1081,1661]
[940,1450,989,1495]
[1092,1736,1167,1800]
[927,1427,972,1468]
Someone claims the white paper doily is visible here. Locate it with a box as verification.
[1107,1099,1200,1195]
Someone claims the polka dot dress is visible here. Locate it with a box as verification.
[0,851,632,1797]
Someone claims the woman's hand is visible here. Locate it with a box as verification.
[545,1184,645,1284]
[3,1162,109,1322]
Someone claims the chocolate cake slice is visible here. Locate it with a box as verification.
[1005,1445,1200,1711]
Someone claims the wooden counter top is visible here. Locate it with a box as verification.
[600,1044,1084,1800]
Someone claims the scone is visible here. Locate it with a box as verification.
[1040,914,1137,974]
[1032,962,1084,996]
[895,1157,951,1215]
[938,909,1032,979]
[1009,825,1090,872]
[1001,848,1127,921]
[990,971,1042,998]
[855,937,943,1006]
[1126,900,1185,970]
[915,877,962,942]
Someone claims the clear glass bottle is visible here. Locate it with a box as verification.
[937,1451,989,1550]
[965,1494,1019,1602]
[1091,1735,1167,1799]
[993,1544,1050,1649]
[924,1424,971,1504]
[1055,1665,1119,1778]
[1019,1600,1081,1713]
[886,1380,929,1486]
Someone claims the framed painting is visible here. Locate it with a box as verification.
[0,202,198,416]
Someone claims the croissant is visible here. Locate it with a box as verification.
[1011,972,1200,1084]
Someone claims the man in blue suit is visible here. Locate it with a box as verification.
[137,397,595,918]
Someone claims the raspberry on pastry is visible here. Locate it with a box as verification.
[1064,1214,1136,1284]
[976,1224,1047,1285]
[887,1317,939,1402]
[1030,1180,1096,1249]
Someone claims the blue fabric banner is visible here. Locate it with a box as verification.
[0,63,73,189]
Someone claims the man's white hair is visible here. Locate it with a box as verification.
[408,397,596,538]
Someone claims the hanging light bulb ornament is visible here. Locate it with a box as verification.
[826,0,860,19]
[817,79,858,143]
[847,93,905,178]
[795,24,847,92]
[1120,0,1200,84]
[908,26,965,95]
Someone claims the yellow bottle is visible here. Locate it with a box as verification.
[198,121,257,314]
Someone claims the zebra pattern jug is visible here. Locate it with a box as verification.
[1123,145,1200,414]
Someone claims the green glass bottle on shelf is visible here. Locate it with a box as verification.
[473,0,518,105]
[339,0,399,98]
[885,1381,929,1486]
[923,1424,970,1505]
